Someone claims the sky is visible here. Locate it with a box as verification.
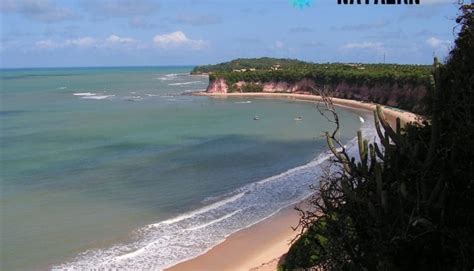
[0,0,461,68]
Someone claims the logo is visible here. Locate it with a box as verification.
[289,0,313,9]
[337,0,419,4]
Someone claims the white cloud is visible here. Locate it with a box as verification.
[35,35,139,50]
[34,32,207,51]
[426,37,451,49]
[65,37,97,48]
[342,42,385,52]
[106,34,136,44]
[35,39,60,49]
[35,37,97,49]
[153,31,207,49]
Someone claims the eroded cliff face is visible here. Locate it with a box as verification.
[207,78,229,93]
[206,78,427,112]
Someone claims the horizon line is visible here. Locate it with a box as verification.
[0,61,433,70]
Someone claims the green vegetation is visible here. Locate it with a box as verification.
[193,58,431,88]
[191,57,307,74]
[281,219,328,270]
[282,4,474,270]
[194,58,432,112]
[241,83,263,93]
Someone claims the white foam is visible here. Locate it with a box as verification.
[359,116,365,123]
[54,118,377,270]
[73,92,96,96]
[184,209,241,231]
[155,73,182,81]
[153,192,246,226]
[53,151,332,270]
[57,86,67,90]
[81,95,115,100]
[168,81,201,86]
[183,89,205,94]
[235,101,252,104]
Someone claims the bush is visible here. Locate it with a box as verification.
[282,5,474,270]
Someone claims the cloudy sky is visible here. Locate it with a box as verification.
[0,0,460,68]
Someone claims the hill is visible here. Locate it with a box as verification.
[193,58,432,113]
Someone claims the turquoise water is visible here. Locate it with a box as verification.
[0,67,364,270]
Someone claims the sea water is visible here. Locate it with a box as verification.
[0,66,367,270]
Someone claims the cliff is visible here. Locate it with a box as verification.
[195,58,431,113]
[206,77,427,113]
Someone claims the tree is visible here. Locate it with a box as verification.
[283,4,474,270]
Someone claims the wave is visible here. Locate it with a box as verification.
[123,96,143,102]
[53,153,332,270]
[154,192,246,226]
[54,120,376,270]
[57,86,67,90]
[168,81,201,86]
[234,101,252,104]
[183,89,205,93]
[81,95,115,100]
[185,209,242,231]
[155,73,189,81]
[73,92,96,96]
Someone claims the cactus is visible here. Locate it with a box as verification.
[357,131,369,172]
[374,110,386,143]
[326,132,352,174]
[376,105,401,146]
[369,144,376,171]
[400,180,408,199]
[374,142,385,161]
[374,163,388,210]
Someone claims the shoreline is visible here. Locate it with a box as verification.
[194,92,421,127]
[167,91,421,271]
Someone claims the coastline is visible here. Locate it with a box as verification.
[167,205,301,271]
[194,92,420,127]
[167,91,421,271]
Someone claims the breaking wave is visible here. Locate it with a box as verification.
[54,119,375,271]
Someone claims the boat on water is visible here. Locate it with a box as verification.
[254,116,260,120]
[294,116,303,121]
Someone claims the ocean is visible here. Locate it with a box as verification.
[0,66,366,270]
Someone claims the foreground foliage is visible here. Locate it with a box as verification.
[284,4,473,271]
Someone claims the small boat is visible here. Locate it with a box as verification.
[294,116,303,121]
[253,116,260,120]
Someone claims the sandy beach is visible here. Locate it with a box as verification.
[194,92,420,126]
[167,92,421,271]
